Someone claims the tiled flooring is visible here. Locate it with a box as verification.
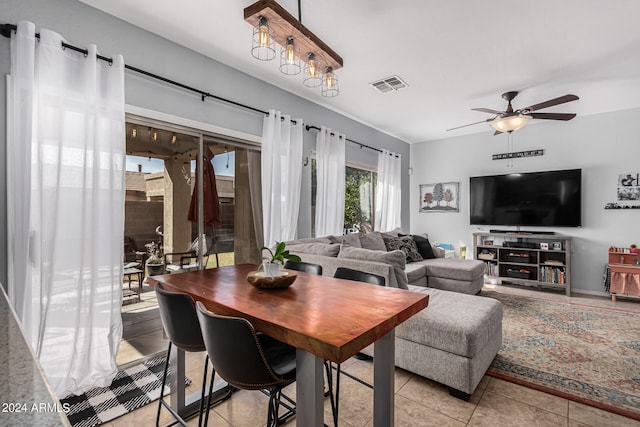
[108,284,640,427]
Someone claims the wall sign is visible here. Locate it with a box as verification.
[492,149,544,160]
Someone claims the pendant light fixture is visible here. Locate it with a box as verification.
[280,37,301,75]
[490,114,532,133]
[321,67,339,97]
[251,16,276,61]
[303,53,322,87]
[245,0,343,96]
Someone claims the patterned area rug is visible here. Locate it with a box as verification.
[60,356,189,427]
[483,291,640,421]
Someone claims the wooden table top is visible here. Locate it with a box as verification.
[149,264,429,363]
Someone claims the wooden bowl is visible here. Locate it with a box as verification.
[247,270,297,289]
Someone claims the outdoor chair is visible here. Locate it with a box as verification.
[155,284,231,427]
[195,301,298,427]
[164,234,216,273]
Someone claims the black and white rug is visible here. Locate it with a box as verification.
[61,357,190,427]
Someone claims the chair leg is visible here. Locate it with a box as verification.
[202,360,216,427]
[156,342,172,427]
[324,361,337,427]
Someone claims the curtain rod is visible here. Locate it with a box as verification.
[304,125,398,157]
[2,22,390,157]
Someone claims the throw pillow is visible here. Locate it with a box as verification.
[408,234,437,259]
[383,236,423,263]
[341,233,362,248]
[359,232,387,251]
[337,246,408,290]
[287,243,340,257]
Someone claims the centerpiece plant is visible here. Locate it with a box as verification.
[260,242,301,276]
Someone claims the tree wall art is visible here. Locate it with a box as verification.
[419,182,460,212]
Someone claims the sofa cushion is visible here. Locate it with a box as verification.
[338,246,408,290]
[342,233,362,248]
[360,232,387,251]
[405,263,427,284]
[421,258,485,282]
[287,243,340,257]
[383,236,423,263]
[399,286,503,358]
[409,234,437,259]
[285,237,332,245]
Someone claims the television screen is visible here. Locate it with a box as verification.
[470,169,582,227]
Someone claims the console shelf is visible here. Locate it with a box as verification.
[473,231,572,296]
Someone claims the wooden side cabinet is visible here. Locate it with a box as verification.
[609,249,640,301]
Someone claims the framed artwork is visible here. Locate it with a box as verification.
[617,172,640,201]
[419,182,459,212]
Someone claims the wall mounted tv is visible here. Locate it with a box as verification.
[469,169,582,227]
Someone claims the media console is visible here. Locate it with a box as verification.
[473,231,572,296]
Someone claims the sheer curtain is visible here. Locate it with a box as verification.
[7,21,125,397]
[374,150,402,231]
[261,110,303,248]
[315,127,345,236]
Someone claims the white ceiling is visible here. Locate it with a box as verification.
[79,0,640,143]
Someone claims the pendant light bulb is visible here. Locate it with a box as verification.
[251,16,276,61]
[279,37,301,75]
[322,67,339,97]
[258,18,270,47]
[303,53,322,87]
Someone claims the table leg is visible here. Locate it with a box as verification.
[296,349,324,426]
[373,330,395,427]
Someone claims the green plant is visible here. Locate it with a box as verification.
[260,241,301,264]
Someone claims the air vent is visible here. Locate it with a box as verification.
[369,75,408,93]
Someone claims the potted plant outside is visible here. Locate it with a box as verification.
[145,241,164,276]
[260,241,301,277]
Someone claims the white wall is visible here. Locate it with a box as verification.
[410,107,640,294]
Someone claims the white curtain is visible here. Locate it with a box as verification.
[261,110,303,248]
[315,127,346,236]
[7,21,125,397]
[375,150,402,231]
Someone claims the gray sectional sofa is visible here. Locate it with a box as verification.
[284,230,503,399]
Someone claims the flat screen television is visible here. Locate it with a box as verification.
[470,169,582,227]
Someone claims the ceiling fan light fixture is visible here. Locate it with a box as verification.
[321,67,339,97]
[251,16,276,61]
[491,114,531,132]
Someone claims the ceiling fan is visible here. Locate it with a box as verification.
[447,91,579,134]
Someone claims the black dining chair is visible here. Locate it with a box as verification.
[283,260,323,275]
[334,267,385,287]
[195,301,297,427]
[154,284,230,427]
[331,267,385,425]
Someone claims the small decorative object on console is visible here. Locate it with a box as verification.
[552,242,563,250]
[540,243,549,250]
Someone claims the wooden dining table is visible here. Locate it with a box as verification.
[149,264,429,426]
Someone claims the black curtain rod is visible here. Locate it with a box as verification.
[1,22,388,156]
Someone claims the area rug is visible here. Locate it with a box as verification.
[483,290,640,421]
[60,356,190,427]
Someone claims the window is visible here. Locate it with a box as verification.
[311,160,377,235]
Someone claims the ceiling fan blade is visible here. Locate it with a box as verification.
[446,119,492,131]
[472,107,504,114]
[522,94,579,112]
[528,112,577,121]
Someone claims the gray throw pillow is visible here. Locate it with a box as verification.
[341,233,362,248]
[359,232,387,251]
[287,243,340,257]
[383,236,423,263]
[337,246,408,289]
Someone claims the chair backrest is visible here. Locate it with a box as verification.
[155,284,205,352]
[334,267,385,287]
[283,260,323,275]
[195,301,289,390]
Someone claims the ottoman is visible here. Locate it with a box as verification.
[361,286,502,400]
[424,258,485,294]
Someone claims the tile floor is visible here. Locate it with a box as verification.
[108,284,640,427]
